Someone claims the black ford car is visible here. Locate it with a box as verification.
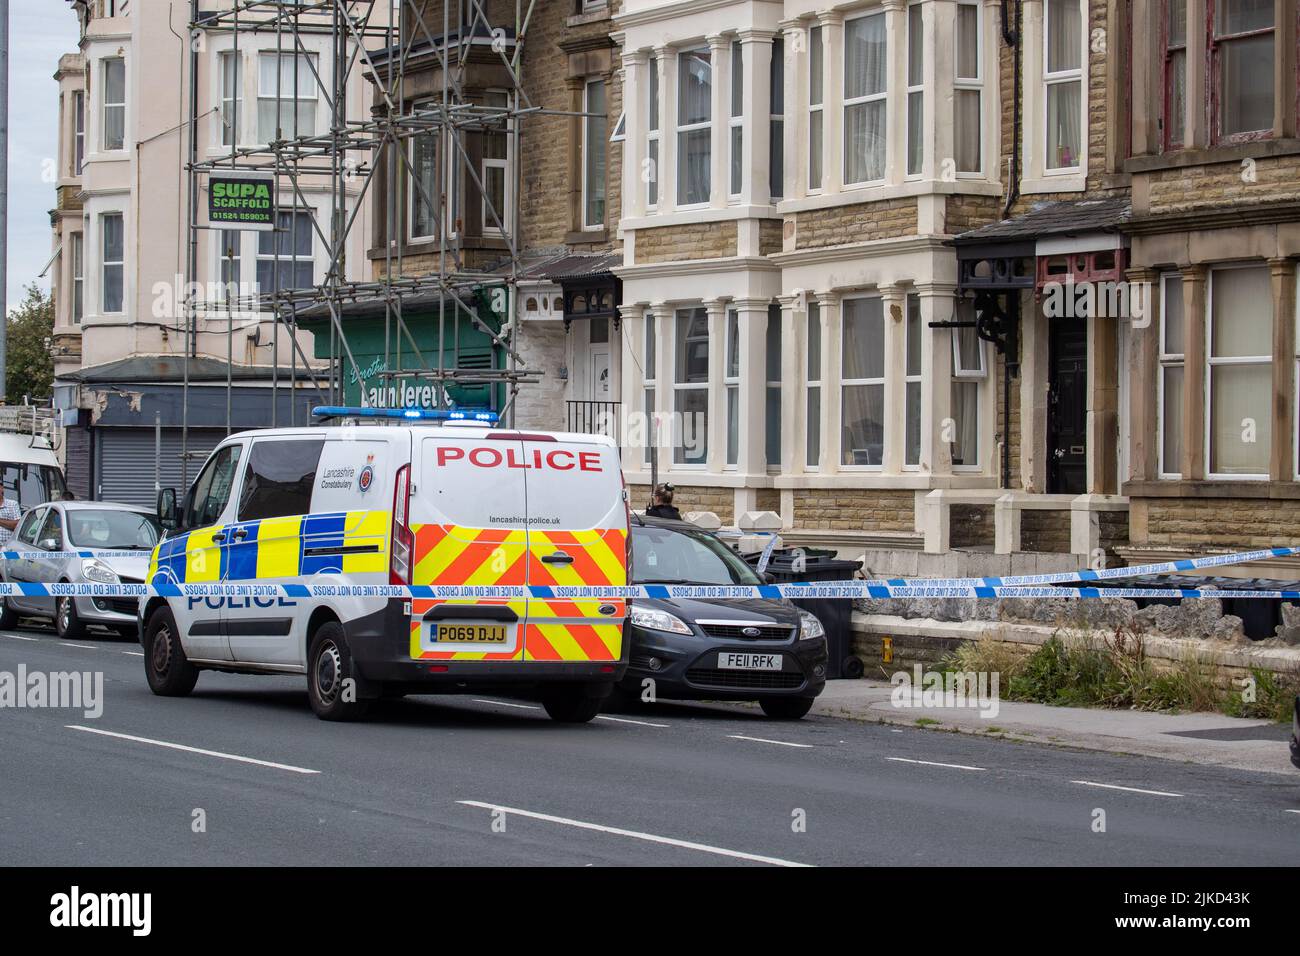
[612,516,828,719]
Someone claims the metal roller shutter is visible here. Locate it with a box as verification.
[64,425,92,501]
[95,428,226,507]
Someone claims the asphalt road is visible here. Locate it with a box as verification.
[1,625,1297,867]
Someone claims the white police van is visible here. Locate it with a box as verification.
[141,407,630,722]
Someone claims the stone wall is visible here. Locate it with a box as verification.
[1020,510,1071,554]
[791,488,914,532]
[629,483,734,524]
[1143,498,1300,550]
[633,222,738,264]
[1145,154,1300,216]
[792,198,917,250]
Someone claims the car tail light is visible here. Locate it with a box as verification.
[390,463,413,585]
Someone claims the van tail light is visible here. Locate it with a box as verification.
[390,463,414,586]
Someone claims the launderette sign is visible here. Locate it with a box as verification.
[207,170,275,230]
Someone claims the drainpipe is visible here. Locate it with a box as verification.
[1001,0,1021,218]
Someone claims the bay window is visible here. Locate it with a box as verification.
[409,113,439,241]
[766,304,782,467]
[841,296,885,467]
[808,24,824,191]
[1158,273,1185,476]
[583,79,607,228]
[101,213,123,313]
[955,2,982,173]
[807,302,821,468]
[102,58,125,151]
[257,52,318,142]
[677,49,712,207]
[674,308,709,464]
[483,90,511,235]
[769,37,784,200]
[843,12,887,186]
[951,300,986,469]
[730,43,744,198]
[73,91,85,173]
[1162,0,1186,149]
[1207,264,1272,477]
[726,310,739,466]
[257,209,314,296]
[906,4,923,177]
[71,232,84,324]
[220,51,242,147]
[218,229,242,302]
[1211,0,1274,141]
[647,57,661,208]
[644,316,656,465]
[1044,0,1082,171]
[905,294,922,466]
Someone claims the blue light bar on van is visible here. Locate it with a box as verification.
[311,406,499,423]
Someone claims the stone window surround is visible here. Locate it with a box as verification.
[618,0,1004,229]
[1019,0,1090,194]
[616,280,996,490]
[1125,255,1299,492]
[561,36,618,245]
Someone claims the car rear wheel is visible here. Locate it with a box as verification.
[144,605,199,697]
[55,595,87,641]
[759,697,814,720]
[306,621,370,722]
[542,684,605,723]
[0,598,17,631]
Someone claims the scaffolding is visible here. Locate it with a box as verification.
[181,0,554,480]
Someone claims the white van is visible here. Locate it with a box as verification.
[141,412,630,722]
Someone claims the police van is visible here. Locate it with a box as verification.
[141,408,630,723]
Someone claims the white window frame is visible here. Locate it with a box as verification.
[903,293,923,469]
[219,50,242,148]
[807,24,824,193]
[676,47,713,209]
[101,57,126,152]
[647,55,661,209]
[842,11,888,188]
[840,294,886,471]
[216,229,243,306]
[950,299,986,472]
[1158,272,1185,478]
[1205,263,1272,481]
[643,312,657,465]
[673,306,709,468]
[725,308,740,468]
[1043,0,1083,173]
[73,90,85,174]
[255,207,317,298]
[408,103,441,243]
[905,2,924,180]
[769,36,784,201]
[482,89,512,237]
[71,232,84,324]
[256,50,319,145]
[765,302,782,470]
[100,211,125,314]
[806,301,822,470]
[729,41,744,200]
[954,0,984,176]
[582,77,608,230]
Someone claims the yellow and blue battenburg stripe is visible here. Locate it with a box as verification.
[148,511,389,584]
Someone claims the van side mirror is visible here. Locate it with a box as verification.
[157,487,179,531]
[38,537,59,552]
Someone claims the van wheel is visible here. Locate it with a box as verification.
[759,697,814,720]
[144,605,199,697]
[307,621,370,722]
[542,685,604,723]
[0,598,17,630]
[55,595,87,641]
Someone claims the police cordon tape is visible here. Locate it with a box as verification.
[1,582,1299,601]
[4,542,1300,597]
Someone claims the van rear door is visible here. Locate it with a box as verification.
[408,432,530,661]
[519,436,627,663]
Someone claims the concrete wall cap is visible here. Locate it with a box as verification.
[738,510,782,531]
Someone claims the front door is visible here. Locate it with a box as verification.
[1048,318,1088,494]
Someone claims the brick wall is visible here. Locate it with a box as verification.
[791,489,914,533]
[633,222,738,264]
[793,198,917,250]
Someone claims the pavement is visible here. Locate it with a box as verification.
[812,679,1299,776]
[1,624,1299,867]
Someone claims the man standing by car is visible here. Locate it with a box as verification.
[0,485,20,548]
[645,483,682,520]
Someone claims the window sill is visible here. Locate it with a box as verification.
[567,7,612,28]
[566,228,609,245]
[1123,478,1299,498]
[1123,137,1300,175]
[1019,172,1086,194]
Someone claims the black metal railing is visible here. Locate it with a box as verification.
[566,400,621,438]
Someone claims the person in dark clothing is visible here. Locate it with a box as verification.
[645,483,681,520]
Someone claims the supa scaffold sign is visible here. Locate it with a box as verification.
[207,170,275,230]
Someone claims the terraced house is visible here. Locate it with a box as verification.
[614,0,1050,558]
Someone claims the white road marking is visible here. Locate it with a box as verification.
[65,725,320,775]
[1,633,38,641]
[1070,780,1182,798]
[726,734,813,749]
[888,757,985,771]
[458,800,811,867]
[1285,809,1300,815]
[470,698,540,710]
[122,651,144,657]
[59,642,96,650]
[596,715,670,728]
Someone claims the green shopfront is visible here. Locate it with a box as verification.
[299,295,504,412]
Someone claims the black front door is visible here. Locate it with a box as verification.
[1048,319,1087,494]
